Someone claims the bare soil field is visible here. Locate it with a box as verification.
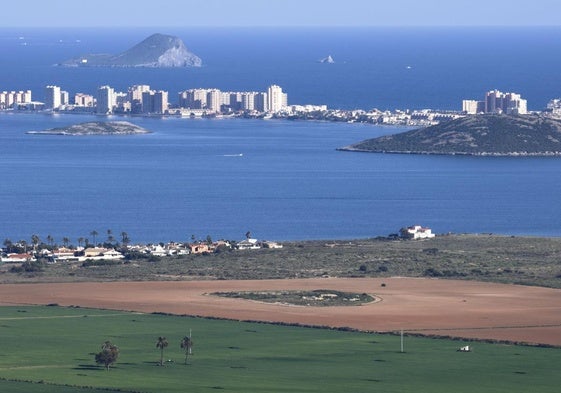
[1,277,560,346]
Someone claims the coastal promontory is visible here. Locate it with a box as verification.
[61,33,202,68]
[339,114,561,156]
[26,121,151,136]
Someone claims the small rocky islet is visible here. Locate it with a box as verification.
[26,121,151,136]
[60,33,202,68]
[339,114,561,156]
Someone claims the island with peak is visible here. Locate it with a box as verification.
[26,121,151,136]
[338,114,561,156]
[60,33,202,68]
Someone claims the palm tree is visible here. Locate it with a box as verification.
[180,336,193,364]
[77,237,84,248]
[107,229,114,246]
[245,231,251,240]
[90,230,98,247]
[3,238,13,253]
[62,237,70,247]
[19,240,27,253]
[31,234,40,253]
[46,235,54,248]
[156,336,168,366]
[120,232,129,247]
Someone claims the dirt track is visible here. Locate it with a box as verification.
[1,277,560,345]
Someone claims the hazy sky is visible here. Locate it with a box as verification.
[4,0,561,27]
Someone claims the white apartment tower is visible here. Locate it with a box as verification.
[206,89,222,113]
[74,93,94,107]
[267,85,287,113]
[45,85,61,110]
[128,85,151,113]
[153,90,168,114]
[60,91,70,106]
[241,92,257,111]
[142,90,169,114]
[462,100,480,115]
[484,90,527,115]
[0,90,32,109]
[97,85,116,114]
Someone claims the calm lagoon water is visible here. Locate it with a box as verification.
[2,113,561,243]
[2,27,561,243]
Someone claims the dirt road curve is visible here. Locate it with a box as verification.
[1,278,560,345]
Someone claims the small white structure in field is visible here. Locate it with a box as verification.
[457,345,471,352]
[400,225,436,240]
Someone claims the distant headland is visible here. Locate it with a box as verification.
[339,114,561,156]
[60,33,202,68]
[26,121,151,136]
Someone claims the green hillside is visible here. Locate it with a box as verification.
[340,114,561,156]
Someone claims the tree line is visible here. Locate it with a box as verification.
[95,335,193,371]
[3,229,131,254]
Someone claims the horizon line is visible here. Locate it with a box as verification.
[2,24,561,29]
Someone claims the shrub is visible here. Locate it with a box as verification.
[424,268,443,277]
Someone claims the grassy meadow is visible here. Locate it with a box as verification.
[0,305,560,393]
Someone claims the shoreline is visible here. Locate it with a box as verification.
[337,146,561,157]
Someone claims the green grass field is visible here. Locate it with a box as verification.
[0,305,560,393]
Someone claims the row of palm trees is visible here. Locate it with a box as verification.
[157,335,194,366]
[3,230,131,254]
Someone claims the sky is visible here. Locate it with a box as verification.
[3,0,561,27]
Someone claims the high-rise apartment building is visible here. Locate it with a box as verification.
[60,91,70,106]
[241,92,257,111]
[142,90,169,114]
[0,90,32,109]
[153,91,168,114]
[45,85,61,110]
[178,88,210,109]
[484,90,527,115]
[206,89,222,113]
[128,85,151,113]
[228,92,242,111]
[267,85,287,113]
[463,90,527,115]
[74,93,95,107]
[254,92,267,112]
[97,85,116,114]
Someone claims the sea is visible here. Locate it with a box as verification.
[1,26,561,244]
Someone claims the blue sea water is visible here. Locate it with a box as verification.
[1,27,561,243]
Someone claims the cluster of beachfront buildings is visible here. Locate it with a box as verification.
[5,85,561,127]
[0,237,283,264]
[0,84,289,116]
[462,90,528,115]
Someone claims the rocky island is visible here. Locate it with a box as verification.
[339,114,561,156]
[60,33,202,68]
[27,121,151,136]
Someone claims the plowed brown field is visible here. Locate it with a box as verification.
[1,277,560,345]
